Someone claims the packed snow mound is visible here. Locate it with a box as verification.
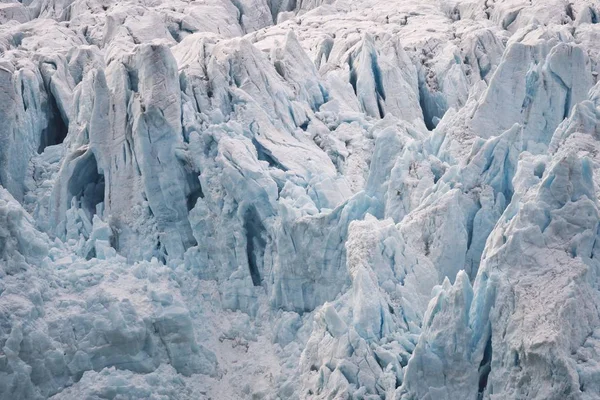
[1,0,600,398]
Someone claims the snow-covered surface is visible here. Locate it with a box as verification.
[1,0,600,398]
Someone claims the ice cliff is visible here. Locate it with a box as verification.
[1,0,600,398]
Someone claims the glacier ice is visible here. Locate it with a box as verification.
[0,0,600,399]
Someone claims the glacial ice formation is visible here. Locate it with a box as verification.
[1,0,600,398]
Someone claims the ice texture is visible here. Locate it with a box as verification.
[1,0,600,399]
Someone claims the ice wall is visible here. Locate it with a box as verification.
[0,0,600,398]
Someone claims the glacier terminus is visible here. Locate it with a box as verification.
[1,0,600,398]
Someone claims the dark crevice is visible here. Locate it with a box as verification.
[274,60,285,78]
[548,69,572,120]
[86,247,96,260]
[253,138,288,171]
[167,25,182,43]
[502,8,522,30]
[521,67,539,114]
[156,237,167,264]
[370,52,386,102]
[466,204,477,251]
[338,362,358,385]
[67,151,105,222]
[431,163,444,184]
[229,0,245,27]
[484,0,492,20]
[348,54,358,95]
[501,145,516,202]
[450,6,461,21]
[12,32,24,48]
[60,4,72,22]
[370,48,387,119]
[127,67,139,92]
[478,336,493,398]
[21,79,28,111]
[418,81,445,130]
[38,91,68,153]
[168,21,195,43]
[187,186,204,211]
[565,3,575,21]
[534,162,545,179]
[316,38,334,69]
[376,97,385,119]
[268,0,297,23]
[564,87,572,120]
[243,206,267,286]
[319,84,330,104]
[124,25,140,45]
[185,173,204,211]
[110,225,119,252]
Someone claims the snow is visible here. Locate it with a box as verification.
[1,0,600,398]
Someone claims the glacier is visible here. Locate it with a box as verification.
[0,0,600,398]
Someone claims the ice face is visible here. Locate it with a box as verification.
[400,152,600,400]
[1,0,600,399]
